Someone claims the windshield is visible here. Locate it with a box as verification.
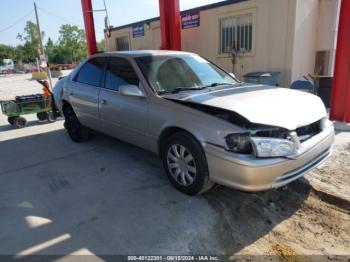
[135,54,238,94]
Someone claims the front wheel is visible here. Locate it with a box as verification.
[8,116,16,125]
[161,132,214,195]
[63,105,89,142]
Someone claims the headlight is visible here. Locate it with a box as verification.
[225,133,252,154]
[250,137,296,157]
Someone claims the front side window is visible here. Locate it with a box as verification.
[136,54,237,94]
[105,57,139,91]
[220,14,253,54]
[76,57,105,86]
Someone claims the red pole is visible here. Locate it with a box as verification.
[330,0,350,122]
[159,0,168,50]
[159,0,181,50]
[81,0,97,55]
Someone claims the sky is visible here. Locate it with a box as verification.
[0,0,222,46]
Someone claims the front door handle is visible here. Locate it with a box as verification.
[100,99,107,105]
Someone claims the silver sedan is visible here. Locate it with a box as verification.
[53,50,334,195]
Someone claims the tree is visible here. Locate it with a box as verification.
[0,44,11,60]
[58,24,87,62]
[46,37,54,52]
[45,37,56,61]
[17,21,45,62]
[43,38,63,64]
[13,46,24,62]
[97,39,106,52]
[3,22,88,65]
[0,44,22,62]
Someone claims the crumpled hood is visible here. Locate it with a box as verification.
[164,84,327,130]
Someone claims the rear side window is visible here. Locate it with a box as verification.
[105,57,139,91]
[76,57,105,86]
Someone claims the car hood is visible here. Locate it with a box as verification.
[163,84,327,130]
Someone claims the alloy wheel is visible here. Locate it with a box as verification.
[167,144,197,186]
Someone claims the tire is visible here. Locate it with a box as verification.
[161,132,214,195]
[63,105,89,142]
[37,112,47,121]
[46,112,57,123]
[8,116,16,125]
[13,116,27,129]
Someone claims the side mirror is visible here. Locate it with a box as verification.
[119,85,145,98]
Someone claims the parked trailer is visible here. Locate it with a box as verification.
[0,96,56,128]
[49,63,76,71]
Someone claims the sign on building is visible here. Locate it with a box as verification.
[181,11,200,29]
[132,24,144,38]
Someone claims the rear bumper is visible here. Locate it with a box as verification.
[203,123,335,192]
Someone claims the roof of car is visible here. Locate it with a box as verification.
[94,50,196,58]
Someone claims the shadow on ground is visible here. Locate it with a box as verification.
[0,119,61,132]
[0,127,311,259]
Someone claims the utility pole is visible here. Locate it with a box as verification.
[34,2,53,88]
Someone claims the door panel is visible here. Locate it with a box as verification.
[99,57,149,149]
[69,81,100,128]
[99,89,148,148]
[69,57,106,129]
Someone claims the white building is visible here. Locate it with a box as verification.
[105,0,340,87]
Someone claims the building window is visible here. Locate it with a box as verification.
[115,36,129,51]
[220,14,253,54]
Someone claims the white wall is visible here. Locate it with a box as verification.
[290,0,319,82]
[180,0,298,86]
[105,0,338,86]
[316,0,340,76]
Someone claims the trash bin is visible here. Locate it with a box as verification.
[243,72,280,86]
[317,77,333,108]
[290,80,315,93]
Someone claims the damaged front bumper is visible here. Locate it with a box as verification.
[202,121,335,192]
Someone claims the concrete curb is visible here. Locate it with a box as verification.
[334,121,350,132]
[291,179,350,212]
[310,186,350,212]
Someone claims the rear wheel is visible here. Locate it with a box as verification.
[37,112,47,121]
[63,105,89,142]
[161,132,214,195]
[46,112,56,123]
[13,116,27,129]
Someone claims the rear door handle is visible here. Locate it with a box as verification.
[100,99,107,105]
